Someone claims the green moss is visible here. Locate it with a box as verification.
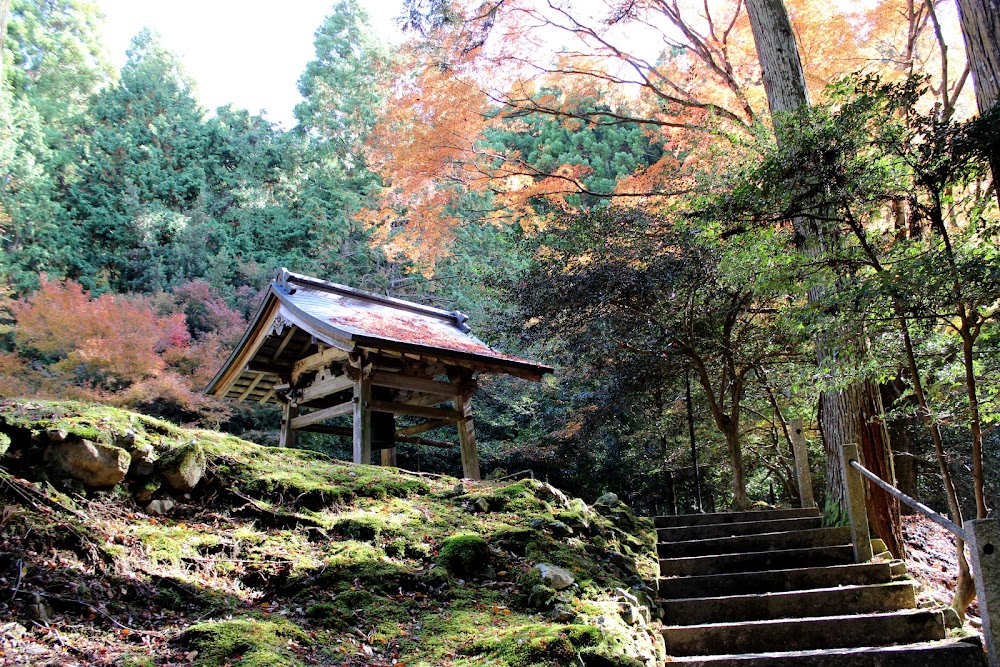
[181,617,309,667]
[462,624,598,667]
[0,432,10,457]
[438,532,490,579]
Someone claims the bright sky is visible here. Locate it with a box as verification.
[94,0,406,129]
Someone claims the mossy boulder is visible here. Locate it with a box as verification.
[179,617,308,667]
[159,441,207,492]
[43,439,130,488]
[438,532,490,579]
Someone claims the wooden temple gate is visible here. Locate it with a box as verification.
[206,269,551,480]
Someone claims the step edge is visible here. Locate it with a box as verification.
[658,526,851,548]
[659,544,853,565]
[659,580,916,606]
[661,607,943,632]
[668,637,984,663]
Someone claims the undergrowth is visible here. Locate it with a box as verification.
[0,399,661,666]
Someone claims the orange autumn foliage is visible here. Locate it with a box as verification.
[11,277,188,388]
[361,0,973,264]
[2,277,241,424]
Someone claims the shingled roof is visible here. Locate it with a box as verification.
[206,269,552,404]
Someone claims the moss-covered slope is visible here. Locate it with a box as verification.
[0,399,662,666]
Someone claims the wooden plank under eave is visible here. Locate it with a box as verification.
[397,419,451,436]
[369,400,461,421]
[292,346,351,384]
[299,373,354,404]
[290,400,355,430]
[370,371,460,397]
[213,299,281,398]
[237,373,265,401]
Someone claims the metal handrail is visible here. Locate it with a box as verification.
[847,458,966,540]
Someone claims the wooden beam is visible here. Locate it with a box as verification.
[213,299,280,398]
[258,387,276,405]
[299,373,353,404]
[279,402,298,448]
[237,373,265,401]
[370,371,459,397]
[269,326,296,362]
[292,346,350,384]
[457,383,480,480]
[295,424,455,449]
[381,447,398,467]
[291,400,354,430]
[247,361,287,376]
[369,400,461,421]
[354,379,372,465]
[403,392,452,408]
[397,419,451,436]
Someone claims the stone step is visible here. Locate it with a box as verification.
[662,609,946,657]
[658,516,823,543]
[669,637,986,666]
[658,527,852,558]
[661,581,917,626]
[658,562,894,599]
[655,507,821,529]
[661,545,854,578]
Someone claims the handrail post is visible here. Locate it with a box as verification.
[840,443,873,563]
[790,417,815,508]
[966,518,1000,667]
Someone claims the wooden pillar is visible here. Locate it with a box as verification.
[279,402,298,448]
[381,447,397,467]
[790,417,816,508]
[353,379,372,465]
[840,443,874,563]
[457,381,480,480]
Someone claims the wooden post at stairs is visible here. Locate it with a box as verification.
[841,443,874,563]
[966,518,1000,667]
[790,417,815,508]
[457,382,480,480]
[353,379,372,465]
[279,402,298,448]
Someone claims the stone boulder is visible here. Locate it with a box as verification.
[535,563,575,590]
[44,439,129,488]
[159,442,206,493]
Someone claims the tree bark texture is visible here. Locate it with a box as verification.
[0,0,10,96]
[954,0,1000,208]
[746,0,903,555]
[956,0,1000,111]
[820,377,905,557]
[745,0,811,114]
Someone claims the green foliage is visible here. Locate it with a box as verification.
[483,86,664,211]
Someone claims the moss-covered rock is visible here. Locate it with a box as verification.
[438,531,490,579]
[179,617,308,667]
[159,441,207,492]
[43,439,130,488]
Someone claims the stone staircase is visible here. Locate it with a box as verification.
[656,507,986,665]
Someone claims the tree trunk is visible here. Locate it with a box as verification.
[744,0,811,115]
[954,0,1000,207]
[880,380,920,504]
[0,0,10,96]
[746,0,904,556]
